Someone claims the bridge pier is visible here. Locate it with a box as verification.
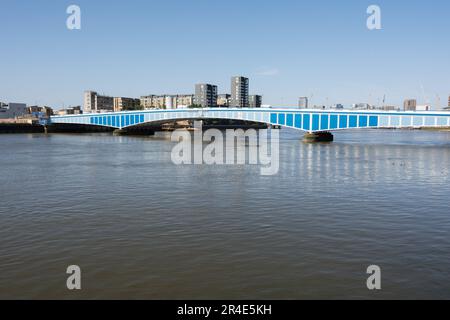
[113,128,155,136]
[303,131,334,143]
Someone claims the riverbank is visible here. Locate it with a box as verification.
[0,123,44,134]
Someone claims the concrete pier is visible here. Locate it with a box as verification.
[113,127,155,136]
[303,132,334,143]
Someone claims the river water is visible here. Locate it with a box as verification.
[0,129,449,299]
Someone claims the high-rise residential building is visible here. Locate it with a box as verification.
[84,91,114,113]
[448,95,450,107]
[230,76,249,108]
[298,97,309,109]
[249,95,262,108]
[403,99,417,111]
[113,97,141,112]
[194,84,218,108]
[217,94,231,107]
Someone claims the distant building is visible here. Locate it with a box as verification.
[416,105,431,111]
[382,105,399,111]
[217,94,231,107]
[332,104,344,110]
[113,97,141,112]
[84,91,114,113]
[194,84,218,108]
[353,103,371,110]
[249,95,262,108]
[0,102,28,119]
[140,95,165,109]
[230,76,249,108]
[298,97,309,109]
[448,95,450,108]
[403,99,417,111]
[28,105,54,117]
[172,95,194,109]
[55,106,82,116]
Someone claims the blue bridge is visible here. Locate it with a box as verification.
[49,108,450,134]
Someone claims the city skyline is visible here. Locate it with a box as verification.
[1,0,450,108]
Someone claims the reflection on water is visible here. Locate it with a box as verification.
[0,129,450,299]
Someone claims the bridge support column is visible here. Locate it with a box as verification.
[113,128,128,135]
[303,131,334,143]
[113,128,155,136]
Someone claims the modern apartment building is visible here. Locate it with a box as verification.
[194,84,218,108]
[0,102,28,119]
[217,94,231,107]
[298,97,309,109]
[140,94,194,109]
[230,76,249,108]
[403,99,417,111]
[249,95,262,108]
[84,91,114,113]
[113,97,141,112]
[171,95,194,109]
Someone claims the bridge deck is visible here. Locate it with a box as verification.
[50,108,450,133]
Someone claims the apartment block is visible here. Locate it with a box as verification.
[194,84,218,108]
[114,97,141,112]
[84,91,114,113]
[140,94,194,109]
[249,95,262,108]
[230,76,249,108]
[217,94,231,107]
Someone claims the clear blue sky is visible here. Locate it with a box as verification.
[1,0,449,109]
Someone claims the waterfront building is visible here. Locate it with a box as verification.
[140,94,194,109]
[172,95,194,109]
[403,99,417,111]
[298,97,309,109]
[84,91,114,113]
[194,84,218,108]
[230,76,249,108]
[217,94,231,107]
[0,102,28,119]
[249,95,262,108]
[113,97,141,112]
[140,95,166,109]
[28,106,54,117]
